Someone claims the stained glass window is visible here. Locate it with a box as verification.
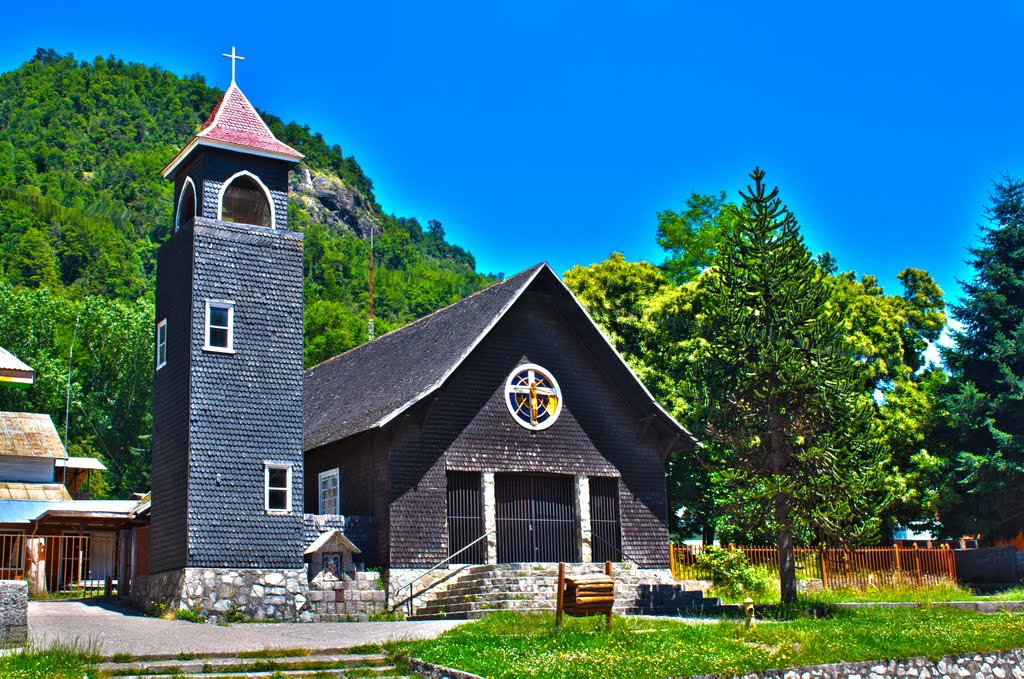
[504,363,563,430]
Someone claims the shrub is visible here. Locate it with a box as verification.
[695,547,775,600]
[175,607,206,623]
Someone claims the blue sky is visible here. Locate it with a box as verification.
[5,1,1023,307]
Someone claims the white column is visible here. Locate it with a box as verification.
[482,472,497,565]
[575,475,592,563]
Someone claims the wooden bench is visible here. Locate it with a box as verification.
[556,562,614,631]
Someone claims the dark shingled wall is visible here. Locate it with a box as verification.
[150,228,195,574]
[185,218,305,568]
[386,281,670,568]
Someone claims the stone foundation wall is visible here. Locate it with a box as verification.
[0,581,27,645]
[701,649,1024,679]
[132,567,387,622]
[131,568,310,622]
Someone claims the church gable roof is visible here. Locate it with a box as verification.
[303,263,696,452]
[162,83,303,178]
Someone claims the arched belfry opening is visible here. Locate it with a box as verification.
[176,178,196,231]
[220,172,273,228]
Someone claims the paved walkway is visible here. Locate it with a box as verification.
[29,600,466,658]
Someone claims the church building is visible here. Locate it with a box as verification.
[132,57,699,620]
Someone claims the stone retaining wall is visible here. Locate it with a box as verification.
[309,571,386,621]
[691,649,1024,679]
[0,580,27,644]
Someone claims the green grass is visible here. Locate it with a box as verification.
[800,582,1024,604]
[397,608,1024,679]
[0,640,101,678]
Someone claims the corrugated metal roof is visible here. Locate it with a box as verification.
[0,347,34,386]
[55,457,107,471]
[41,500,138,515]
[0,500,55,524]
[0,412,67,459]
[0,483,71,501]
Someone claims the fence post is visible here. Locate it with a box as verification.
[913,544,923,586]
[555,562,565,632]
[894,543,901,573]
[820,549,828,589]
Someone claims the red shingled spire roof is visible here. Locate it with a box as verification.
[197,84,303,159]
[161,83,303,177]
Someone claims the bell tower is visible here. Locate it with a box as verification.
[149,51,306,579]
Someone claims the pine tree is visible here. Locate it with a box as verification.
[698,168,885,603]
[941,176,1024,540]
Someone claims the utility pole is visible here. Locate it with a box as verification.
[368,227,375,341]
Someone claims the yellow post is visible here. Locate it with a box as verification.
[743,597,755,629]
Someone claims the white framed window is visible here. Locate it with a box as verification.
[264,463,292,513]
[156,318,168,370]
[319,468,340,515]
[204,301,234,353]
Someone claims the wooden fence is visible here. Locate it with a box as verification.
[671,544,958,589]
[0,534,118,598]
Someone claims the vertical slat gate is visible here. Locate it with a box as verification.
[496,474,578,563]
[447,471,485,564]
[589,477,622,562]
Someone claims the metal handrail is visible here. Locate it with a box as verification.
[400,530,495,617]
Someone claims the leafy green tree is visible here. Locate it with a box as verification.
[0,282,153,497]
[940,176,1024,540]
[698,168,886,603]
[656,191,740,284]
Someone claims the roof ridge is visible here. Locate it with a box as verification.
[305,263,547,373]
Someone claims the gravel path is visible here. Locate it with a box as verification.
[29,600,466,658]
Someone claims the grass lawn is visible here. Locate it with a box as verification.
[398,607,1024,679]
[0,641,100,679]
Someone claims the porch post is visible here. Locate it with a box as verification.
[575,475,592,563]
[482,472,497,565]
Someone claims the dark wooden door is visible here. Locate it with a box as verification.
[589,477,622,562]
[447,471,485,564]
[496,474,578,563]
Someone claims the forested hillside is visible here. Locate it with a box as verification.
[0,49,494,497]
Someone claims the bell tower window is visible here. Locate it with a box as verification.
[219,172,273,228]
[175,178,197,231]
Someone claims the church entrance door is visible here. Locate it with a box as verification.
[496,474,578,563]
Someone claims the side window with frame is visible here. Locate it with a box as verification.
[204,301,234,353]
[319,468,340,515]
[156,319,167,370]
[265,463,292,513]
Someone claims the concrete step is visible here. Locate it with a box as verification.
[100,653,397,678]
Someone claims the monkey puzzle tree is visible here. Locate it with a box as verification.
[698,168,886,603]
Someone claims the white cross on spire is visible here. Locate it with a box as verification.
[222,46,245,85]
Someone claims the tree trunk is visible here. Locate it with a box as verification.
[775,490,797,603]
[702,523,716,547]
[771,412,798,604]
